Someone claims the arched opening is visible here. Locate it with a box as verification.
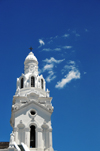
[41,79,43,89]
[31,76,35,87]
[30,125,36,148]
[21,78,23,88]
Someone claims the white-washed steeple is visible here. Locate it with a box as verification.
[9,51,54,151]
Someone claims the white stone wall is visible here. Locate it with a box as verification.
[9,52,54,151]
[12,101,52,149]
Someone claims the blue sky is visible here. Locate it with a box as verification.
[0,0,100,151]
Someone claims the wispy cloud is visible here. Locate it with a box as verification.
[69,60,75,64]
[38,33,82,86]
[53,48,61,51]
[43,57,65,64]
[47,40,53,44]
[72,30,80,37]
[61,60,76,74]
[62,34,70,37]
[63,46,72,49]
[55,60,81,88]
[54,35,58,39]
[38,39,45,48]
[42,47,61,51]
[41,57,65,82]
[85,29,89,32]
[43,64,54,71]
[72,30,76,34]
[55,70,80,88]
[47,35,58,44]
[84,72,87,74]
[42,48,52,51]
[76,34,80,37]
[46,71,56,82]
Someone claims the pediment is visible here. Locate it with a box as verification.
[27,92,39,99]
[13,99,53,115]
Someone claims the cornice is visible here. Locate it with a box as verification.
[13,99,53,114]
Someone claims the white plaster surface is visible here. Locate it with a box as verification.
[9,52,54,151]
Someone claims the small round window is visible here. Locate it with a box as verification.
[30,110,36,116]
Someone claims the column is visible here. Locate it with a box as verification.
[25,128,30,147]
[13,127,18,144]
[46,129,49,148]
[48,128,52,148]
[36,128,43,149]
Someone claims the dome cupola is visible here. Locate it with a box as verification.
[24,52,38,75]
[24,52,38,65]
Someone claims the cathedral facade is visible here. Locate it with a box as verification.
[0,51,54,151]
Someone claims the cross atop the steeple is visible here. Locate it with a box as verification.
[29,47,34,52]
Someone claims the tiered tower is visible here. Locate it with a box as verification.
[10,51,54,151]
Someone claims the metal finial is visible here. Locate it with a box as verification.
[29,47,34,52]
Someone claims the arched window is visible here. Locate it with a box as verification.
[30,125,36,148]
[41,79,43,89]
[31,76,35,87]
[21,78,23,88]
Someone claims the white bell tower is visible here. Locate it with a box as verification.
[10,51,54,151]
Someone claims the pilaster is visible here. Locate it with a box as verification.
[48,129,53,148]
[13,128,18,144]
[25,128,30,147]
[36,128,43,149]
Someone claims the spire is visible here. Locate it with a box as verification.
[10,48,54,151]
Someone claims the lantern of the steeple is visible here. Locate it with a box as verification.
[24,52,38,75]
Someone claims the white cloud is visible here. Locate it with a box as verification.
[55,70,80,88]
[42,48,61,51]
[47,40,53,44]
[61,65,74,74]
[76,34,80,37]
[38,39,45,47]
[62,34,70,37]
[72,30,76,34]
[63,46,72,49]
[85,29,89,32]
[42,63,56,82]
[53,48,61,51]
[42,57,64,83]
[54,35,58,39]
[69,60,75,64]
[72,31,80,37]
[46,71,56,82]
[43,57,65,64]
[43,64,54,71]
[61,60,76,74]
[42,48,52,51]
